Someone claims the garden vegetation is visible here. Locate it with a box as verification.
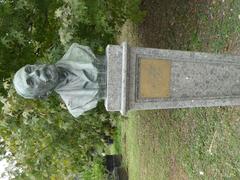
[0,0,144,179]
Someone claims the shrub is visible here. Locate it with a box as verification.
[0,0,143,178]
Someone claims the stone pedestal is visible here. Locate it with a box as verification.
[105,42,240,115]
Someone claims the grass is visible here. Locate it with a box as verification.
[119,108,240,180]
[114,0,240,179]
[188,0,240,53]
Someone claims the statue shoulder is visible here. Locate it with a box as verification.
[56,90,99,118]
[58,43,97,64]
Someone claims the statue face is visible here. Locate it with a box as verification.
[13,64,60,99]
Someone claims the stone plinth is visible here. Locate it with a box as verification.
[105,42,240,115]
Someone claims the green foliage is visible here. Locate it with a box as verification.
[0,0,143,179]
[0,0,144,91]
[55,0,145,53]
[1,80,115,178]
[0,0,63,78]
[82,160,108,180]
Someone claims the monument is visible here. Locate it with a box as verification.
[13,43,106,118]
[106,42,240,115]
[13,42,240,117]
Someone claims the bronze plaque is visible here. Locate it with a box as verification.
[139,58,171,98]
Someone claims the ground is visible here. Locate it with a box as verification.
[115,0,240,179]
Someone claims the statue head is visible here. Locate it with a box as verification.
[13,64,60,99]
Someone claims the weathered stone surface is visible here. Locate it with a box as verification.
[106,43,240,115]
[139,58,171,98]
[105,45,123,111]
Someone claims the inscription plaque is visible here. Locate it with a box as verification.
[139,58,171,98]
[106,43,240,115]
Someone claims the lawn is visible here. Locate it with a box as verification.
[115,0,240,179]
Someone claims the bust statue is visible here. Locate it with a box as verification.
[13,43,106,118]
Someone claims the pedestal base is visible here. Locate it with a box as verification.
[105,43,240,115]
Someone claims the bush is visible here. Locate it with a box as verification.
[1,79,117,178]
[0,0,143,178]
[55,0,145,52]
